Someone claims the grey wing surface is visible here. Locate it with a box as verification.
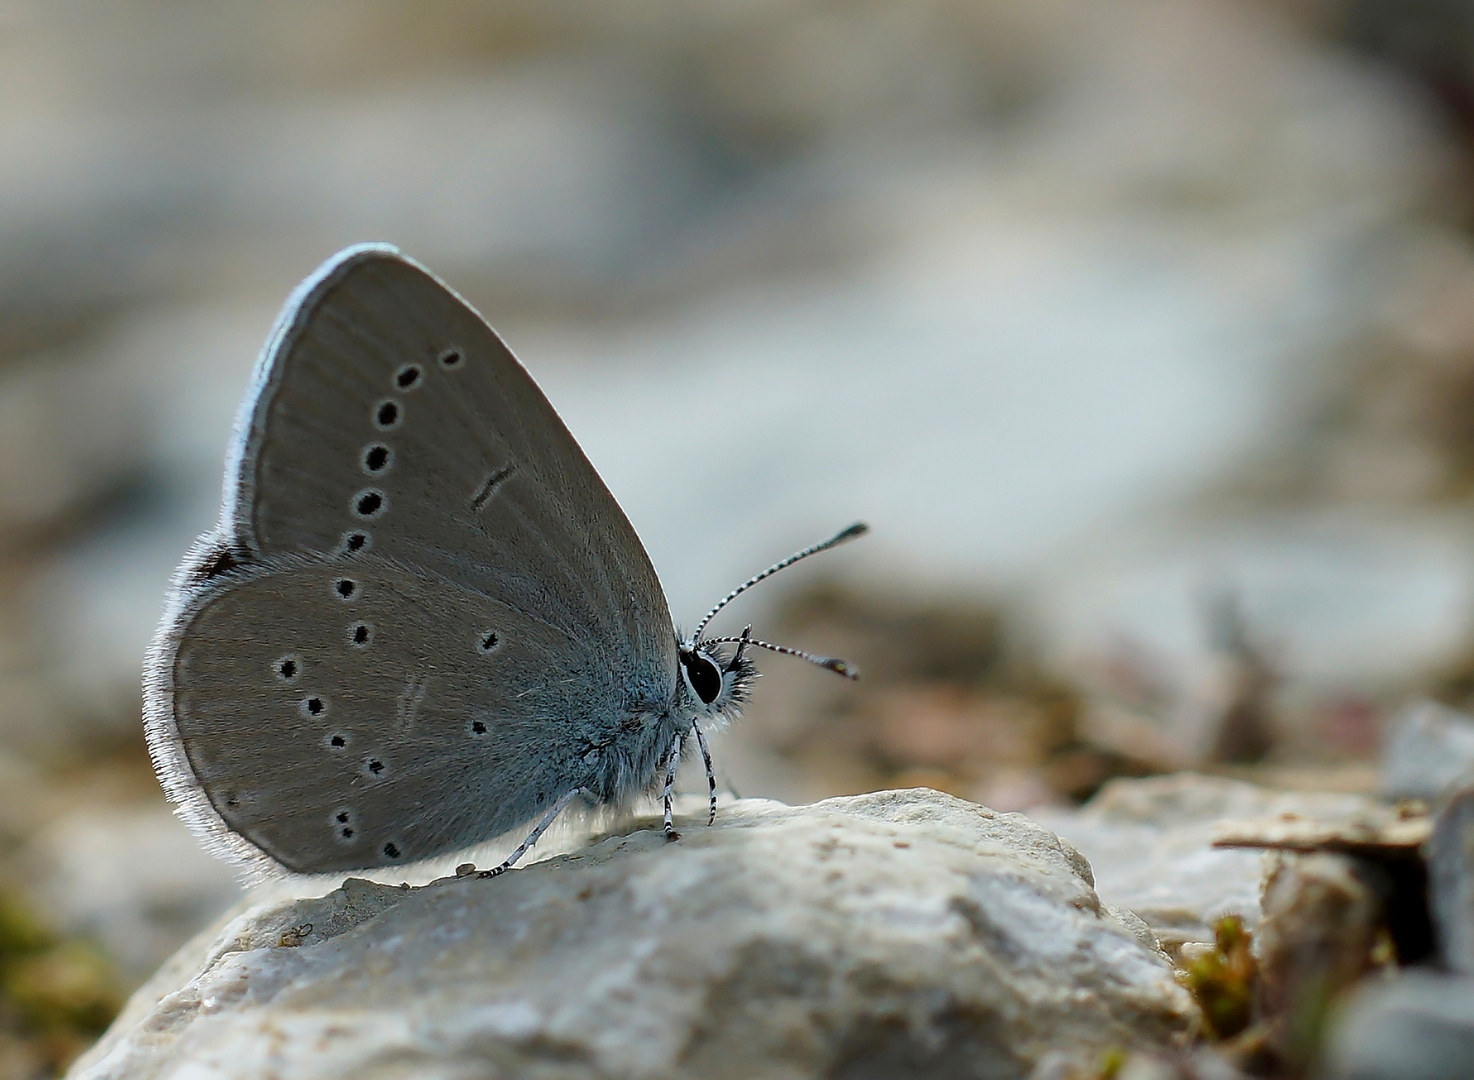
[146,244,676,875]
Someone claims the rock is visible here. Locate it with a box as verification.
[68,790,1193,1080]
[1382,700,1474,802]
[1215,805,1439,968]
[1428,784,1474,974]
[1255,854,1386,1071]
[1211,806,1430,857]
[1031,773,1374,956]
[20,802,244,982]
[1322,971,1474,1080]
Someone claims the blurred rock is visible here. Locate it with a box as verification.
[1031,773,1375,955]
[1322,0,1474,189]
[70,790,1193,1080]
[1202,591,1277,766]
[1382,698,1474,801]
[1428,783,1474,974]
[1323,971,1474,1080]
[1029,1049,1247,1080]
[1042,513,1474,774]
[720,585,1088,808]
[0,352,144,545]
[0,747,62,856]
[20,802,242,983]
[1211,802,1431,857]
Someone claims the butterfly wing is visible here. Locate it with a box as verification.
[146,245,677,876]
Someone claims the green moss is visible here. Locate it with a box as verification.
[1183,916,1256,1041]
[0,887,122,1076]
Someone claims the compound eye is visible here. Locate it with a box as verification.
[682,651,723,705]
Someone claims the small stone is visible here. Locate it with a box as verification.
[1322,972,1474,1080]
[1428,784,1474,974]
[1381,699,1474,802]
[1256,854,1385,1070]
[274,923,312,948]
[1211,805,1431,856]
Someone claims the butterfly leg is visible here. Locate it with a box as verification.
[692,722,717,826]
[661,731,683,841]
[477,787,589,879]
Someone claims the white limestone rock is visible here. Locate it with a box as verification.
[69,789,1192,1080]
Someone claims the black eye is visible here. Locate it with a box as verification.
[682,652,723,705]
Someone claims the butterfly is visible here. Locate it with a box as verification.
[144,243,864,878]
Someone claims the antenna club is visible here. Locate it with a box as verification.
[821,658,860,680]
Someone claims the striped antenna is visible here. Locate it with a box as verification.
[700,635,859,680]
[691,522,868,642]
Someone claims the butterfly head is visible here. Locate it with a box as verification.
[677,631,758,720]
[674,523,868,721]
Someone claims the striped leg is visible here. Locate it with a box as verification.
[661,731,683,840]
[477,787,588,879]
[692,722,717,825]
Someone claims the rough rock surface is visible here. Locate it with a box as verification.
[69,789,1192,1080]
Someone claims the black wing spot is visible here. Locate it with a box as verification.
[477,631,499,654]
[438,347,462,369]
[365,757,386,777]
[382,842,401,859]
[326,733,349,750]
[536,792,546,805]
[469,720,488,735]
[363,445,392,473]
[353,490,386,519]
[351,622,372,647]
[331,810,357,843]
[374,400,401,429]
[342,531,370,554]
[303,697,327,717]
[334,578,358,599]
[395,365,422,389]
[275,656,300,682]
[471,466,516,512]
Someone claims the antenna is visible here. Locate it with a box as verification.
[702,635,859,679]
[691,522,868,642]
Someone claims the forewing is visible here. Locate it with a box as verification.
[232,245,673,688]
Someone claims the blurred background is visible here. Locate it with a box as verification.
[1,0,1474,1072]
